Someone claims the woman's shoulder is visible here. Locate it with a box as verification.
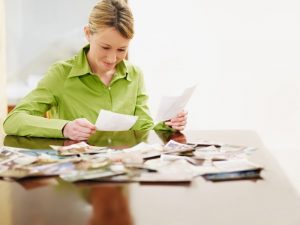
[50,56,76,73]
[45,55,78,79]
[38,48,85,89]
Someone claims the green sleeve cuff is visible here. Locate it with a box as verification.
[3,112,70,139]
[153,121,176,132]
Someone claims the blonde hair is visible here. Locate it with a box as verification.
[88,0,134,39]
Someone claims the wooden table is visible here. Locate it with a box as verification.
[1,130,300,225]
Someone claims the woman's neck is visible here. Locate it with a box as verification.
[97,69,115,86]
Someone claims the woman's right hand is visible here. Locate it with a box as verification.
[63,118,96,140]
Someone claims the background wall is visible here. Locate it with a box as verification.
[5,0,98,104]
[0,0,7,136]
[129,0,300,152]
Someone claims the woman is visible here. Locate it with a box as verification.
[3,0,187,140]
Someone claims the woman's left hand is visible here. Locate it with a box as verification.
[165,111,188,131]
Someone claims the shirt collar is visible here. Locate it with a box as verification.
[68,44,132,81]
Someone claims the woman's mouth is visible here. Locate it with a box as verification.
[103,62,115,68]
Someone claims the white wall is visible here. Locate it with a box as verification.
[5,0,97,104]
[130,0,300,151]
[0,0,7,137]
[5,0,97,81]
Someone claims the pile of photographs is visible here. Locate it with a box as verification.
[0,139,263,183]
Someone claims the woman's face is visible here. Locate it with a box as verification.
[85,26,130,74]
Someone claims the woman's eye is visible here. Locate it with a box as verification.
[118,49,126,52]
[102,46,109,50]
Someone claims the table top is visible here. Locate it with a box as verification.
[1,130,300,225]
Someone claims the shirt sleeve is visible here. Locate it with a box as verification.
[3,64,70,138]
[131,68,174,132]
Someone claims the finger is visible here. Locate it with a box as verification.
[70,135,89,141]
[171,125,185,131]
[72,132,91,141]
[179,112,188,118]
[77,128,93,137]
[171,116,187,123]
[171,113,187,122]
[169,122,186,129]
[76,136,89,141]
[74,126,95,135]
[165,121,173,126]
[171,117,186,123]
[76,118,96,129]
[166,121,186,129]
[91,129,97,134]
[177,111,188,117]
[173,121,187,127]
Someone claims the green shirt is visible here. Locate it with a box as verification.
[3,45,171,138]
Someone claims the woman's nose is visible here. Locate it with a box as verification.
[106,51,117,63]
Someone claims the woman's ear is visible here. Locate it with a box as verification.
[84,26,91,42]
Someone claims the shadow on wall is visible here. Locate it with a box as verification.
[7,28,88,105]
